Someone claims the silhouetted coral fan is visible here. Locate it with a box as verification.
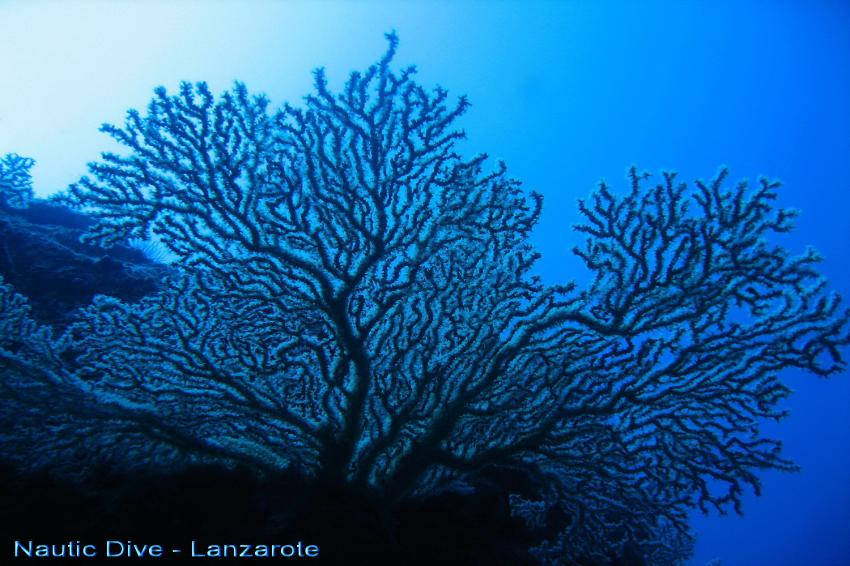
[1,34,847,565]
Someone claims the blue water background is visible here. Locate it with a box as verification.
[1,1,847,564]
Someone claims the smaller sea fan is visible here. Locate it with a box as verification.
[0,153,35,208]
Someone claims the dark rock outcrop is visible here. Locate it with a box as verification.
[0,199,167,326]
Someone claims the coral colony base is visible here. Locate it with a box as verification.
[1,34,847,565]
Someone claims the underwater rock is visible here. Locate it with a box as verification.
[0,199,167,327]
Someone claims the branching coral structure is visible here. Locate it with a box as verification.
[0,153,35,208]
[1,34,847,565]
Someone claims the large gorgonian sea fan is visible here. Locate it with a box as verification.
[2,33,848,564]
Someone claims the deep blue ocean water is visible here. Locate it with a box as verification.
[1,2,848,564]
